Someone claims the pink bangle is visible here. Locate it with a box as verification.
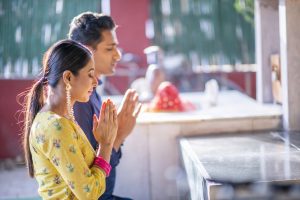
[93,156,112,177]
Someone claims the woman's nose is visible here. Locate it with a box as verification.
[93,76,98,87]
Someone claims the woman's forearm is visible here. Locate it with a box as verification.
[96,144,113,163]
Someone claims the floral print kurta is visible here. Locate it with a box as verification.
[29,111,106,200]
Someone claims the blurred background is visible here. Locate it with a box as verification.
[0,0,259,199]
[0,0,256,162]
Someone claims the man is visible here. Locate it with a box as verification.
[68,12,141,200]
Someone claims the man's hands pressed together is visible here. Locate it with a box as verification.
[114,89,142,151]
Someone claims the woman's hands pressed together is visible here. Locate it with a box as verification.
[92,99,118,162]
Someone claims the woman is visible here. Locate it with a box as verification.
[23,39,118,199]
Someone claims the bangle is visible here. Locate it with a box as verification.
[93,156,112,177]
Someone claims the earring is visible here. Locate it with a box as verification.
[66,83,75,122]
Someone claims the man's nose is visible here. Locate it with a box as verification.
[114,48,122,61]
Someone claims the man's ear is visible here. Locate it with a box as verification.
[62,70,72,86]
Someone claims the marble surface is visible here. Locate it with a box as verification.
[139,91,282,124]
[180,132,300,199]
[106,90,282,124]
[111,91,283,200]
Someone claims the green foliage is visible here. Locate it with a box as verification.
[0,0,100,78]
[151,0,255,65]
[234,0,254,26]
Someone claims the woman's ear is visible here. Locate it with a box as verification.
[62,70,72,86]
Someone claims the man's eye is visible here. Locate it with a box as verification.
[106,48,113,51]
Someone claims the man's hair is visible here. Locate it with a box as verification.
[68,12,116,49]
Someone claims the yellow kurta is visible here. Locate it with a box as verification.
[29,111,106,200]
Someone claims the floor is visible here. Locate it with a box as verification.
[0,164,40,200]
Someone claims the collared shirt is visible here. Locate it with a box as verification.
[74,84,122,200]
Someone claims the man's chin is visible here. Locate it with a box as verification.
[103,69,116,76]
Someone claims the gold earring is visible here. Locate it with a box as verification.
[66,83,75,122]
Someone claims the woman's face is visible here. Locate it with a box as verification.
[70,59,98,102]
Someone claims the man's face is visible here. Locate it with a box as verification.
[90,30,122,78]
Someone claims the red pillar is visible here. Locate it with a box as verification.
[110,0,150,68]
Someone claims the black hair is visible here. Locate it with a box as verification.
[23,39,92,177]
[68,11,116,49]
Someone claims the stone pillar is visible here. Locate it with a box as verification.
[279,0,300,131]
[255,0,280,103]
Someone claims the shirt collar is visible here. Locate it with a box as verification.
[98,79,102,86]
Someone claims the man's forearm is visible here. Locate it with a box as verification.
[113,134,124,151]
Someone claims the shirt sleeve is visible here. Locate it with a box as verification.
[110,148,122,167]
[37,117,106,200]
[74,101,98,149]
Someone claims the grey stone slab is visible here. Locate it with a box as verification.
[181,131,300,200]
[278,132,300,150]
[181,132,300,184]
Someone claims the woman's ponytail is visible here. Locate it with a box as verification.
[23,78,45,177]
